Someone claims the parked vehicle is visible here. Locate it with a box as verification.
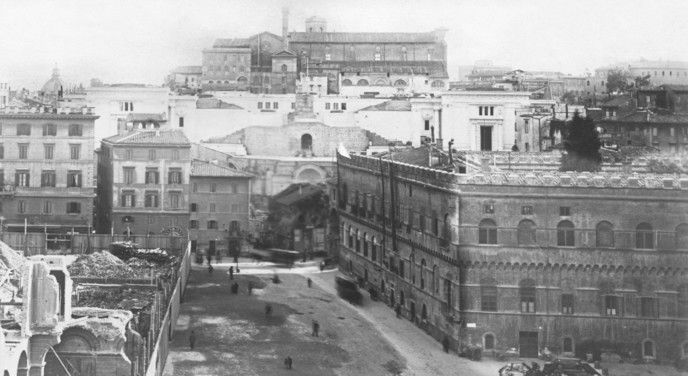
[542,358,602,376]
[335,275,363,304]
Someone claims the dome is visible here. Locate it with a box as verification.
[41,67,64,95]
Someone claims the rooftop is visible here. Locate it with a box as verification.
[173,66,203,74]
[288,31,439,44]
[125,113,167,122]
[272,183,324,206]
[357,100,412,112]
[191,160,253,178]
[339,60,448,77]
[103,130,190,146]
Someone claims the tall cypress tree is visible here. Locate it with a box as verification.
[559,112,602,172]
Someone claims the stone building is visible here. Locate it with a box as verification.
[335,151,688,362]
[167,66,202,91]
[189,160,253,255]
[0,82,9,108]
[97,130,191,236]
[0,107,97,236]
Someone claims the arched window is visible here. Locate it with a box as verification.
[441,213,451,246]
[339,182,348,210]
[356,79,369,86]
[563,337,574,353]
[432,265,438,294]
[517,219,536,245]
[374,78,387,86]
[301,133,313,151]
[596,221,614,247]
[347,226,353,248]
[636,222,654,249]
[420,259,426,289]
[363,233,369,257]
[478,219,498,244]
[371,236,377,262]
[349,45,356,61]
[409,253,415,284]
[341,79,352,86]
[481,278,498,311]
[643,339,655,358]
[394,79,407,87]
[519,279,536,313]
[281,64,287,72]
[557,220,575,246]
[401,46,408,61]
[355,229,360,253]
[237,76,248,84]
[676,223,688,249]
[484,333,495,350]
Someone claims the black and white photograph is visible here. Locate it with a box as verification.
[0,0,687,375]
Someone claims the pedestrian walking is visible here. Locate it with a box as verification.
[248,281,253,295]
[228,266,234,280]
[442,335,449,353]
[284,356,293,369]
[307,277,312,288]
[206,250,212,266]
[189,329,196,349]
[207,264,213,274]
[231,282,239,294]
[265,303,272,316]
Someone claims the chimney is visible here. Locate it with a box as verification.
[282,7,289,46]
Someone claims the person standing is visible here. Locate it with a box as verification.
[442,335,449,353]
[307,277,312,288]
[312,320,320,337]
[189,329,196,350]
[228,266,234,280]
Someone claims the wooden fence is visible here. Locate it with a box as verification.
[145,240,191,376]
[0,232,185,256]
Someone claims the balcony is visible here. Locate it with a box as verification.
[0,184,16,196]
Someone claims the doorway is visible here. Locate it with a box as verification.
[519,331,539,358]
[480,126,493,151]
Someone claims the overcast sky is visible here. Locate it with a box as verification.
[1,0,687,90]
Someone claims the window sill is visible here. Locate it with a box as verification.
[260,109,276,112]
[330,110,343,113]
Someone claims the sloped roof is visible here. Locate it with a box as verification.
[357,100,412,112]
[289,32,437,44]
[103,130,190,145]
[213,38,250,48]
[191,160,252,178]
[600,96,632,108]
[273,183,323,207]
[662,84,688,92]
[365,130,395,146]
[196,98,244,109]
[614,111,688,124]
[273,49,297,57]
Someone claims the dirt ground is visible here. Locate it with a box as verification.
[163,268,407,376]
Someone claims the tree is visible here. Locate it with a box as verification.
[89,78,103,88]
[559,112,602,172]
[634,74,652,89]
[606,69,631,93]
[561,91,577,105]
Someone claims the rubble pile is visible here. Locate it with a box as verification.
[69,251,138,279]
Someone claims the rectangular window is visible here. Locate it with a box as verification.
[190,203,198,212]
[169,192,181,209]
[341,103,347,110]
[18,200,26,214]
[640,297,657,318]
[483,204,494,214]
[68,124,83,136]
[189,220,198,229]
[257,102,263,109]
[560,206,571,216]
[16,124,31,136]
[43,124,57,136]
[172,149,180,160]
[44,144,54,160]
[481,286,498,311]
[41,170,56,187]
[207,220,218,229]
[561,294,574,314]
[145,168,159,184]
[210,183,217,193]
[66,202,81,214]
[265,102,271,109]
[148,149,156,161]
[18,144,28,159]
[70,144,81,160]
[424,120,430,130]
[325,103,331,110]
[291,102,295,110]
[43,200,53,214]
[178,117,184,128]
[273,102,279,109]
[208,203,216,213]
[120,191,136,207]
[124,149,133,160]
[192,183,198,193]
[479,106,483,116]
[333,103,339,110]
[67,170,82,188]
[490,106,494,116]
[521,205,533,215]
[524,121,530,134]
[605,295,620,316]
[123,167,135,184]
[15,170,30,187]
[0,144,3,159]
[144,191,159,207]
[521,290,536,313]
[168,168,183,184]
